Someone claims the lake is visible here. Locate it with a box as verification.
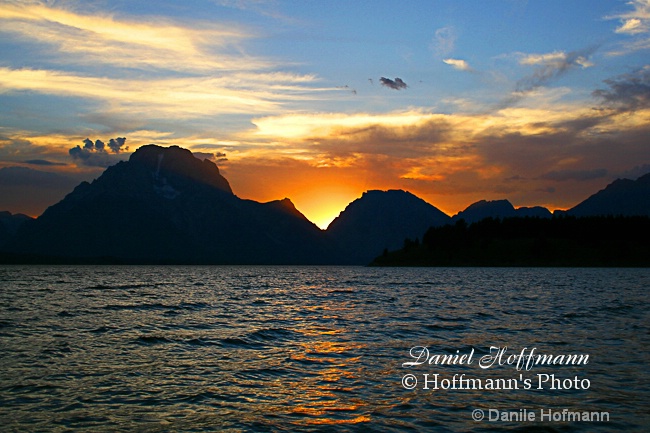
[1,266,648,432]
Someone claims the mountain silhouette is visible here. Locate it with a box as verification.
[326,190,451,264]
[372,174,650,267]
[452,199,551,224]
[565,173,650,217]
[0,211,32,249]
[8,145,337,264]
[2,145,649,265]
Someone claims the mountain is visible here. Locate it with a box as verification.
[0,211,32,249]
[6,145,648,265]
[326,190,451,264]
[565,173,650,217]
[372,173,650,267]
[451,199,551,224]
[8,145,337,264]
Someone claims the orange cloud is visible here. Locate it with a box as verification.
[222,99,649,219]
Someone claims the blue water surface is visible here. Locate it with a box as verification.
[1,266,648,432]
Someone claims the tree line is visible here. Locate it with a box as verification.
[372,215,650,267]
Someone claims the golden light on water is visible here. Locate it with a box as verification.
[271,300,377,427]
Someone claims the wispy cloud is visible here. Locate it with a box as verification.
[443,58,473,72]
[541,168,608,182]
[0,68,328,118]
[212,0,291,21]
[0,2,265,73]
[516,49,595,90]
[0,2,342,142]
[593,66,650,112]
[616,17,646,34]
[431,26,457,57]
[493,48,597,107]
[608,0,650,34]
[605,0,650,54]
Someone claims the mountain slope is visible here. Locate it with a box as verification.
[0,211,32,249]
[10,145,337,264]
[566,173,650,217]
[326,190,451,264]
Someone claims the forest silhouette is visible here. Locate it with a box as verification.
[372,215,650,267]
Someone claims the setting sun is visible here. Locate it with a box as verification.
[291,186,361,230]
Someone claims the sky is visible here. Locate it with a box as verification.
[1,0,649,229]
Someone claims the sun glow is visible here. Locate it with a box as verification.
[292,185,361,230]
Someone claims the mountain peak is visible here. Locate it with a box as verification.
[567,172,650,217]
[264,197,310,221]
[327,189,451,263]
[452,199,552,223]
[9,145,336,263]
[465,199,514,212]
[453,199,516,223]
[129,145,233,194]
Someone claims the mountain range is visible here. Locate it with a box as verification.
[1,145,649,264]
[451,200,552,224]
[3,146,336,264]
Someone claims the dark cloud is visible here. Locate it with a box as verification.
[314,118,453,160]
[23,159,67,166]
[108,137,126,153]
[193,151,228,163]
[336,85,357,95]
[493,47,598,109]
[193,152,212,160]
[0,166,75,188]
[541,168,608,182]
[554,116,605,133]
[470,112,650,209]
[618,164,650,180]
[0,167,85,217]
[380,77,408,90]
[515,47,597,94]
[593,66,650,112]
[69,137,128,167]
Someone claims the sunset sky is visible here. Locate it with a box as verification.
[1,0,649,229]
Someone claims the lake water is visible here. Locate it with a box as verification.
[1,266,648,432]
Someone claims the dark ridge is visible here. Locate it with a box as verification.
[564,172,650,217]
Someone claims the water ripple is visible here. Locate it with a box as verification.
[0,266,648,432]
